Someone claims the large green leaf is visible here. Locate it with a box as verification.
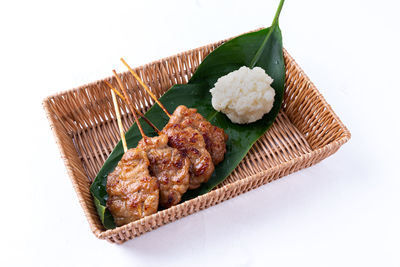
[90,0,285,229]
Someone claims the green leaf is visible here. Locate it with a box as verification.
[90,0,285,229]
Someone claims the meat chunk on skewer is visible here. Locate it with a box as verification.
[138,134,190,208]
[162,123,214,189]
[106,148,159,226]
[168,105,228,165]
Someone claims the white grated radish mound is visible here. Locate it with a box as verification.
[210,66,275,124]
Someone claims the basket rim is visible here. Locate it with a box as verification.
[42,30,351,240]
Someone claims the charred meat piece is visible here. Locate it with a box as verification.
[106,148,159,226]
[162,123,214,189]
[168,105,228,165]
[137,134,190,208]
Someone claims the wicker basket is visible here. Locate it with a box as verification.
[43,31,350,244]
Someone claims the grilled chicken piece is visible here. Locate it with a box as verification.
[168,105,228,165]
[162,123,214,189]
[106,148,159,226]
[137,134,190,208]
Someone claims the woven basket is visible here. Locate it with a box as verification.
[43,31,350,244]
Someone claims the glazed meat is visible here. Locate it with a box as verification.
[137,134,190,208]
[162,123,214,189]
[168,105,228,165]
[106,148,159,226]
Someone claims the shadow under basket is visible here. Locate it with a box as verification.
[43,32,350,244]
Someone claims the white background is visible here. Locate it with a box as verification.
[1,0,399,266]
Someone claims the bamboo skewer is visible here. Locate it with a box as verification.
[120,58,171,118]
[104,80,161,135]
[112,70,146,138]
[110,89,128,153]
[104,80,125,102]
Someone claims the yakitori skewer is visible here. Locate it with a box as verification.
[112,70,191,208]
[106,75,159,225]
[110,88,127,153]
[104,80,161,135]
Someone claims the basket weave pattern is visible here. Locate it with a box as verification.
[43,34,350,244]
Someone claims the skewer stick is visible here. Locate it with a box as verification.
[120,58,171,118]
[112,70,146,138]
[111,89,128,153]
[104,80,125,102]
[104,80,161,135]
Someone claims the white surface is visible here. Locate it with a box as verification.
[1,0,399,266]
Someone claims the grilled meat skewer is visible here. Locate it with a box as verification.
[112,71,191,208]
[106,148,159,226]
